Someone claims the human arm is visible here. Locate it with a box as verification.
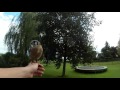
[0,62,45,78]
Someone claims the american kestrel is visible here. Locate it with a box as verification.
[29,40,43,62]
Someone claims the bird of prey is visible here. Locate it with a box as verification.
[29,40,43,62]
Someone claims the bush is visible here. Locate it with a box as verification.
[0,52,30,68]
[0,56,8,67]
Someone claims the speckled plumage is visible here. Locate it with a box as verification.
[29,44,43,62]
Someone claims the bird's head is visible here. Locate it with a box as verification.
[30,40,41,48]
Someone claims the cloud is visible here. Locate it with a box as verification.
[0,12,14,54]
[93,12,120,53]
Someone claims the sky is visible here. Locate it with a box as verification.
[93,12,120,52]
[0,12,120,54]
[0,12,20,54]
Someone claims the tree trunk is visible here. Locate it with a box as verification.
[62,55,66,77]
[62,42,67,77]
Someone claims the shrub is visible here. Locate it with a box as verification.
[0,52,29,67]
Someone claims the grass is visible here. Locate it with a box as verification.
[35,61,120,78]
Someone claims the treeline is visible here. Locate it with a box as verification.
[96,41,120,61]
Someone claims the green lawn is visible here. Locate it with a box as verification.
[35,61,120,78]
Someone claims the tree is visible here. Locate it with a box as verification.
[110,46,118,58]
[4,12,39,66]
[101,41,112,60]
[36,12,100,77]
[117,38,120,57]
